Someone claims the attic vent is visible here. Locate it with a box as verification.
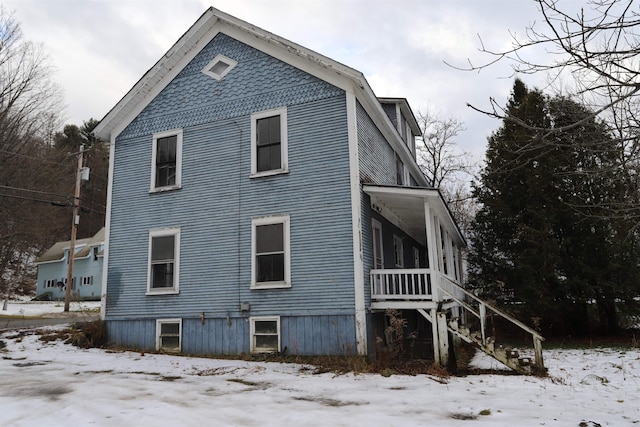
[202,54,237,80]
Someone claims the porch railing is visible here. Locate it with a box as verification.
[370,268,433,300]
[438,276,545,371]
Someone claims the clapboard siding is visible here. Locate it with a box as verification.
[106,32,355,324]
[356,100,397,185]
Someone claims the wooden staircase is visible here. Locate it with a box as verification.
[427,279,546,375]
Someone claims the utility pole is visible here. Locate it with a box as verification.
[64,145,84,312]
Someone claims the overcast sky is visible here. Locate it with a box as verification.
[3,0,554,161]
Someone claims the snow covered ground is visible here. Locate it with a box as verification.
[0,300,100,318]
[1,325,638,427]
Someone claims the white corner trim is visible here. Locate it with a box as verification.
[346,91,367,356]
[100,136,116,320]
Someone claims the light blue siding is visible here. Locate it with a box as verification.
[356,101,397,186]
[106,32,358,355]
[107,314,356,356]
[35,252,103,300]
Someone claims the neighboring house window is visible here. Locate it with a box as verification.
[44,279,57,288]
[201,54,237,80]
[151,129,183,191]
[396,156,404,185]
[251,215,290,289]
[93,247,99,261]
[62,277,76,289]
[80,276,93,286]
[147,228,180,294]
[251,107,288,177]
[250,317,280,353]
[156,319,182,352]
[393,234,404,267]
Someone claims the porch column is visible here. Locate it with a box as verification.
[423,201,441,301]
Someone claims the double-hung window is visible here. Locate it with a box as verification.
[251,108,288,177]
[250,317,280,353]
[156,319,182,352]
[251,215,290,289]
[148,228,180,294]
[396,156,405,185]
[151,129,182,191]
[393,234,404,267]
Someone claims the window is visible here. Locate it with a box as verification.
[251,108,288,177]
[156,319,182,352]
[250,317,280,353]
[62,277,76,289]
[147,228,180,294]
[151,129,182,191]
[393,234,404,267]
[202,54,237,80]
[413,247,420,268]
[251,215,290,289]
[80,276,93,286]
[396,156,405,185]
[44,279,57,288]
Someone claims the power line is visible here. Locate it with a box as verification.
[0,184,72,200]
[0,148,73,167]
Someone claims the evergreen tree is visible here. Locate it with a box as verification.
[469,79,638,336]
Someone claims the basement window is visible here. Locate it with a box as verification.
[202,54,237,80]
[250,317,280,353]
[156,319,182,353]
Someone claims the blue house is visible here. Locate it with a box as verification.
[94,8,543,371]
[35,228,104,301]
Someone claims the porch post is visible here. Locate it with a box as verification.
[436,311,450,367]
[430,307,440,364]
[423,201,440,301]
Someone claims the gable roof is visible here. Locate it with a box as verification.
[92,7,425,185]
[36,228,105,264]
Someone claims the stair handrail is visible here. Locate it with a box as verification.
[438,277,545,342]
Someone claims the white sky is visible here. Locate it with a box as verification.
[1,315,639,426]
[2,0,557,161]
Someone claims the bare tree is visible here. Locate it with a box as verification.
[462,0,640,131]
[416,110,477,233]
[0,8,67,296]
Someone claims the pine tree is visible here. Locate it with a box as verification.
[469,79,638,336]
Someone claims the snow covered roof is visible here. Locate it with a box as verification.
[36,227,105,264]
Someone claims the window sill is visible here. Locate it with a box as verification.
[250,169,289,179]
[250,282,291,290]
[149,185,182,194]
[146,289,179,296]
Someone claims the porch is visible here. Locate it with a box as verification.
[363,185,545,374]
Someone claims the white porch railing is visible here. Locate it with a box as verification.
[370,268,433,300]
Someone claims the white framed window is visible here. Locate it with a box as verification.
[202,54,237,80]
[62,277,76,289]
[156,319,182,353]
[372,219,384,269]
[251,215,291,289]
[44,279,57,288]
[80,276,93,286]
[151,129,183,192]
[250,107,288,177]
[147,228,180,295]
[250,316,280,353]
[396,156,405,185]
[393,234,404,267]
